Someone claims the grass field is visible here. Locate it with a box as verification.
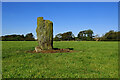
[2,41,118,78]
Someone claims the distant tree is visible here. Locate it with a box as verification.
[2,34,25,41]
[86,29,93,38]
[62,31,75,41]
[100,30,120,41]
[54,31,75,41]
[78,29,94,41]
[25,33,35,41]
[56,33,62,39]
[54,33,62,41]
[21,35,25,41]
[74,37,80,41]
[2,33,35,41]
[78,31,84,40]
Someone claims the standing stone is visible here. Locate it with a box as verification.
[36,17,53,50]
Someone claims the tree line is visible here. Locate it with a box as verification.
[53,29,120,41]
[1,30,120,41]
[100,30,120,41]
[1,33,35,41]
[54,29,94,41]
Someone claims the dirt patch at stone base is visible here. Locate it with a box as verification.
[26,48,75,53]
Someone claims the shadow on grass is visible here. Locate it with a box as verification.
[53,48,74,50]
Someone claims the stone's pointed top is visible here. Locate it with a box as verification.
[37,17,53,23]
[37,17,43,20]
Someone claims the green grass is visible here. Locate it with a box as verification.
[2,41,118,78]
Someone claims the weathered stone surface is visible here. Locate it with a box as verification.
[36,17,53,50]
